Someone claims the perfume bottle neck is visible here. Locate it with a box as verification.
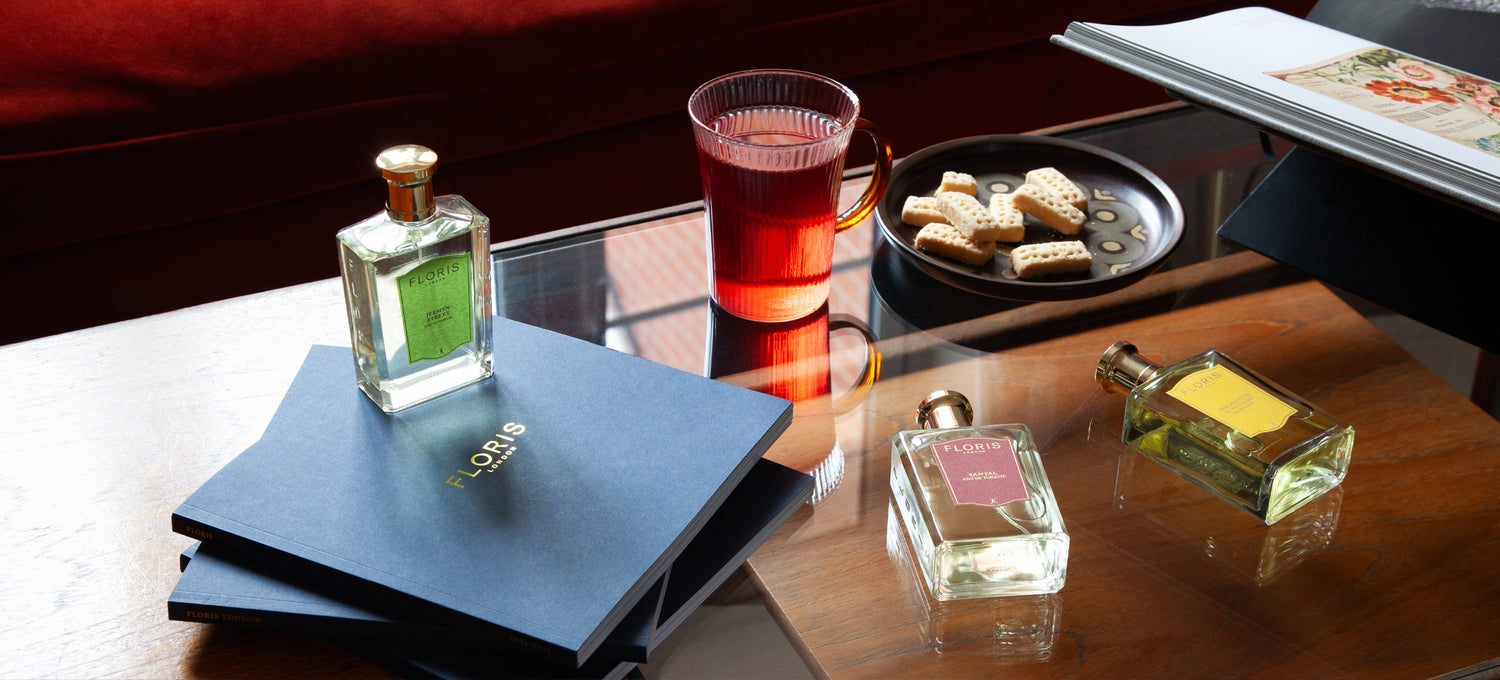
[1097,342,1161,394]
[386,179,436,222]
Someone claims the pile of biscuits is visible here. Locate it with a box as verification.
[903,167,1093,278]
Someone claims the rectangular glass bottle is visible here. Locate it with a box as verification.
[890,391,1068,600]
[337,145,493,413]
[1097,342,1354,525]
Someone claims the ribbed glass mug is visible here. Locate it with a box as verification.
[689,70,892,322]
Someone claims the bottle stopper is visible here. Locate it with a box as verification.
[377,144,438,222]
[1096,341,1161,394]
[916,390,973,429]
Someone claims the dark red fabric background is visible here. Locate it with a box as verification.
[0,0,1313,342]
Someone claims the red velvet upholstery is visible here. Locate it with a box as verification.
[0,0,1313,343]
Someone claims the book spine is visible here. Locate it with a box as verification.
[167,600,449,642]
[170,512,578,666]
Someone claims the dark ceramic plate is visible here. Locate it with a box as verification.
[874,135,1184,301]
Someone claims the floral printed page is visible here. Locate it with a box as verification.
[1268,50,1500,158]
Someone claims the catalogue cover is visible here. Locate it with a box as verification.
[171,327,793,667]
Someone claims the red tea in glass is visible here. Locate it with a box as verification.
[690,70,891,322]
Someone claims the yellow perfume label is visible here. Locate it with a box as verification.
[1168,366,1295,437]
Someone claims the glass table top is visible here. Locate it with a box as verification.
[481,104,1500,680]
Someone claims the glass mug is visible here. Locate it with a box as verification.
[689,69,893,323]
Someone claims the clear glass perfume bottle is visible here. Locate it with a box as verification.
[337,145,493,413]
[1096,342,1354,525]
[890,391,1068,600]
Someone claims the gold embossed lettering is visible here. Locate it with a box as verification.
[443,422,527,488]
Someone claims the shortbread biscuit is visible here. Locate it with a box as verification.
[1012,183,1087,235]
[901,195,947,227]
[915,222,996,266]
[1011,240,1092,278]
[935,191,1002,241]
[937,171,978,196]
[986,192,1026,243]
[1025,167,1087,210]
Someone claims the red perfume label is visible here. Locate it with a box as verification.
[931,436,1029,507]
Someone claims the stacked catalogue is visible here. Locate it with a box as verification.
[1052,7,1500,216]
[168,318,811,679]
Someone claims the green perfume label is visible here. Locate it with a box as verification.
[398,254,473,363]
[1169,366,1295,438]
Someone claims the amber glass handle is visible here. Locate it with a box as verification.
[829,314,881,415]
[834,119,893,233]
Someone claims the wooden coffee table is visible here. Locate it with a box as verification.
[3,103,1497,679]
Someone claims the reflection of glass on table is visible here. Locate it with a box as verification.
[885,503,1061,659]
[1113,450,1343,586]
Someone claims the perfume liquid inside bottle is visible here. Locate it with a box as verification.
[1097,342,1354,525]
[338,145,494,412]
[890,391,1068,600]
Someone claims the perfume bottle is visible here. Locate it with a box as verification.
[890,391,1068,600]
[337,145,494,412]
[1096,342,1354,525]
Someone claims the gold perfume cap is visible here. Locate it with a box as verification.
[377,144,438,222]
[916,390,973,429]
[1096,341,1160,394]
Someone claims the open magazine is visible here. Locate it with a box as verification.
[1053,7,1500,216]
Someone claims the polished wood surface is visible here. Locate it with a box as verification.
[3,104,1498,679]
[746,256,1500,679]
